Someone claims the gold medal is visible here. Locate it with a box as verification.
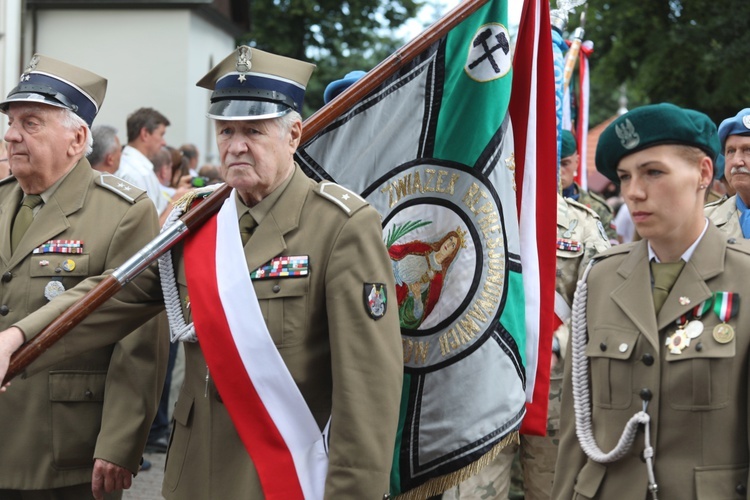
[666,329,690,354]
[713,323,734,344]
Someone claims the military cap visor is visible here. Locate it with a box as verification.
[207,99,292,121]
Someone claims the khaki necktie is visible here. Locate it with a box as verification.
[11,194,43,254]
[239,212,257,246]
[650,260,685,314]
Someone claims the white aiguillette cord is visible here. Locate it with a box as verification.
[571,261,659,499]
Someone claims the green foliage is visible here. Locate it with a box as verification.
[242,0,421,115]
[570,0,750,126]
[385,220,432,247]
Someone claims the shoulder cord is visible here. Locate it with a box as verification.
[156,184,225,343]
[571,260,659,499]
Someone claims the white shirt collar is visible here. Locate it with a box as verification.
[648,218,709,263]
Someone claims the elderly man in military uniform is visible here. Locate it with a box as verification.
[153,47,404,499]
[0,55,167,499]
[705,108,750,237]
[560,130,617,242]
[553,103,750,499]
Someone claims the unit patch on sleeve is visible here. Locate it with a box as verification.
[364,283,387,320]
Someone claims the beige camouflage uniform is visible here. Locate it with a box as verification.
[705,194,743,239]
[442,195,610,500]
[570,182,617,242]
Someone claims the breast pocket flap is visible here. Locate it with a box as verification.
[585,326,640,360]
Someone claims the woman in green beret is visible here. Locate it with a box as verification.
[552,103,750,499]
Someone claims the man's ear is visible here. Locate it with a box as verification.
[68,126,87,157]
[288,119,302,152]
[139,127,150,142]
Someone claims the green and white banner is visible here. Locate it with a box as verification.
[296,0,527,496]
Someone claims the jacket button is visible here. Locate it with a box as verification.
[1,272,11,283]
[640,388,652,401]
[737,483,746,495]
[272,285,281,293]
[84,390,94,400]
[0,305,8,316]
[728,238,737,244]
[600,342,607,351]
[695,342,703,352]
[642,353,654,366]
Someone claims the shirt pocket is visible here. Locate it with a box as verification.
[666,321,734,410]
[694,464,748,499]
[254,276,310,347]
[585,325,640,409]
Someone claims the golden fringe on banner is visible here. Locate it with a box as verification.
[395,430,520,499]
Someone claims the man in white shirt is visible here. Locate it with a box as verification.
[118,107,171,215]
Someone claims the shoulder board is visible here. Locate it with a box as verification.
[0,175,17,187]
[564,197,600,219]
[313,182,368,217]
[586,190,614,214]
[592,241,634,260]
[725,237,750,256]
[704,195,730,209]
[95,174,145,204]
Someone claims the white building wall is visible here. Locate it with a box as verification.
[0,0,23,139]
[24,8,235,166]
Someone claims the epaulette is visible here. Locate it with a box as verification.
[704,195,730,209]
[564,197,600,220]
[0,175,17,187]
[95,174,144,204]
[313,182,368,217]
[592,241,634,260]
[586,190,614,214]
[725,236,750,256]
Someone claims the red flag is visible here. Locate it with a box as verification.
[509,0,558,436]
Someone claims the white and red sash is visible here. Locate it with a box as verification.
[183,193,328,499]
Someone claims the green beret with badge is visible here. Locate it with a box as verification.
[595,103,720,184]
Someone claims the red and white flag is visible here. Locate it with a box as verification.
[509,0,558,436]
[183,194,328,499]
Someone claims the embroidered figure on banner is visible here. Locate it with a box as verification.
[387,220,467,329]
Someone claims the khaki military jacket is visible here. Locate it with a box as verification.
[0,160,168,489]
[162,165,403,499]
[552,223,750,499]
[571,183,617,242]
[705,194,743,239]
